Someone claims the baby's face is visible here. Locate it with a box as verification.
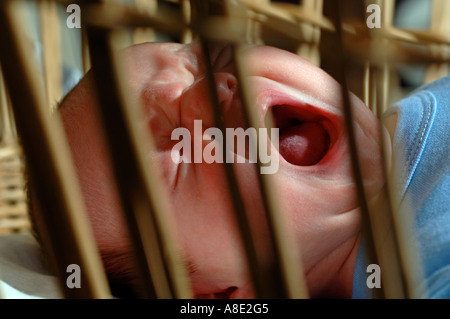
[60,42,384,298]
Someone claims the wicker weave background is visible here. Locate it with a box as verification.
[0,144,28,235]
[0,70,28,236]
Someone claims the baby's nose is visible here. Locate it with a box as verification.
[180,72,242,132]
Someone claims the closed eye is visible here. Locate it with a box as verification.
[209,42,234,71]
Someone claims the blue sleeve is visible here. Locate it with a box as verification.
[387,76,450,298]
[353,76,450,298]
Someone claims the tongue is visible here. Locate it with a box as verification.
[279,122,329,166]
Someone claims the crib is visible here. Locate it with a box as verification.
[0,0,449,299]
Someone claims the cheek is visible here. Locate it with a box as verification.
[166,161,259,249]
[170,163,239,236]
[84,172,130,251]
[270,173,360,266]
[74,140,131,251]
[62,105,131,252]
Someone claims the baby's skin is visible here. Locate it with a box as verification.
[58,42,385,298]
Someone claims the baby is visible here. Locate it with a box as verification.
[34,41,450,299]
[51,41,385,299]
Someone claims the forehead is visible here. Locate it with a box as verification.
[118,42,218,80]
[116,42,335,92]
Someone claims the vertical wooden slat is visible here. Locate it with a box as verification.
[244,0,267,45]
[359,0,431,299]
[0,67,16,145]
[381,0,395,28]
[329,0,388,299]
[86,24,192,299]
[425,0,450,83]
[191,0,261,299]
[360,0,424,299]
[133,0,158,44]
[378,0,425,299]
[363,62,371,110]
[296,0,323,66]
[0,0,111,299]
[375,63,426,299]
[180,0,194,43]
[189,0,308,299]
[189,0,288,298]
[232,43,309,299]
[39,0,63,109]
[197,38,279,298]
[370,66,407,299]
[82,28,92,74]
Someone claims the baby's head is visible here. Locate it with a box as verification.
[56,42,385,298]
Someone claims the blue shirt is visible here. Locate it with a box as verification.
[353,76,450,299]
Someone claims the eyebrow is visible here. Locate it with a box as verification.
[183,255,198,275]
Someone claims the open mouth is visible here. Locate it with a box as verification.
[268,105,332,166]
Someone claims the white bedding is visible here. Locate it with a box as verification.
[0,233,62,299]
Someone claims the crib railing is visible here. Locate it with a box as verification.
[0,0,448,299]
